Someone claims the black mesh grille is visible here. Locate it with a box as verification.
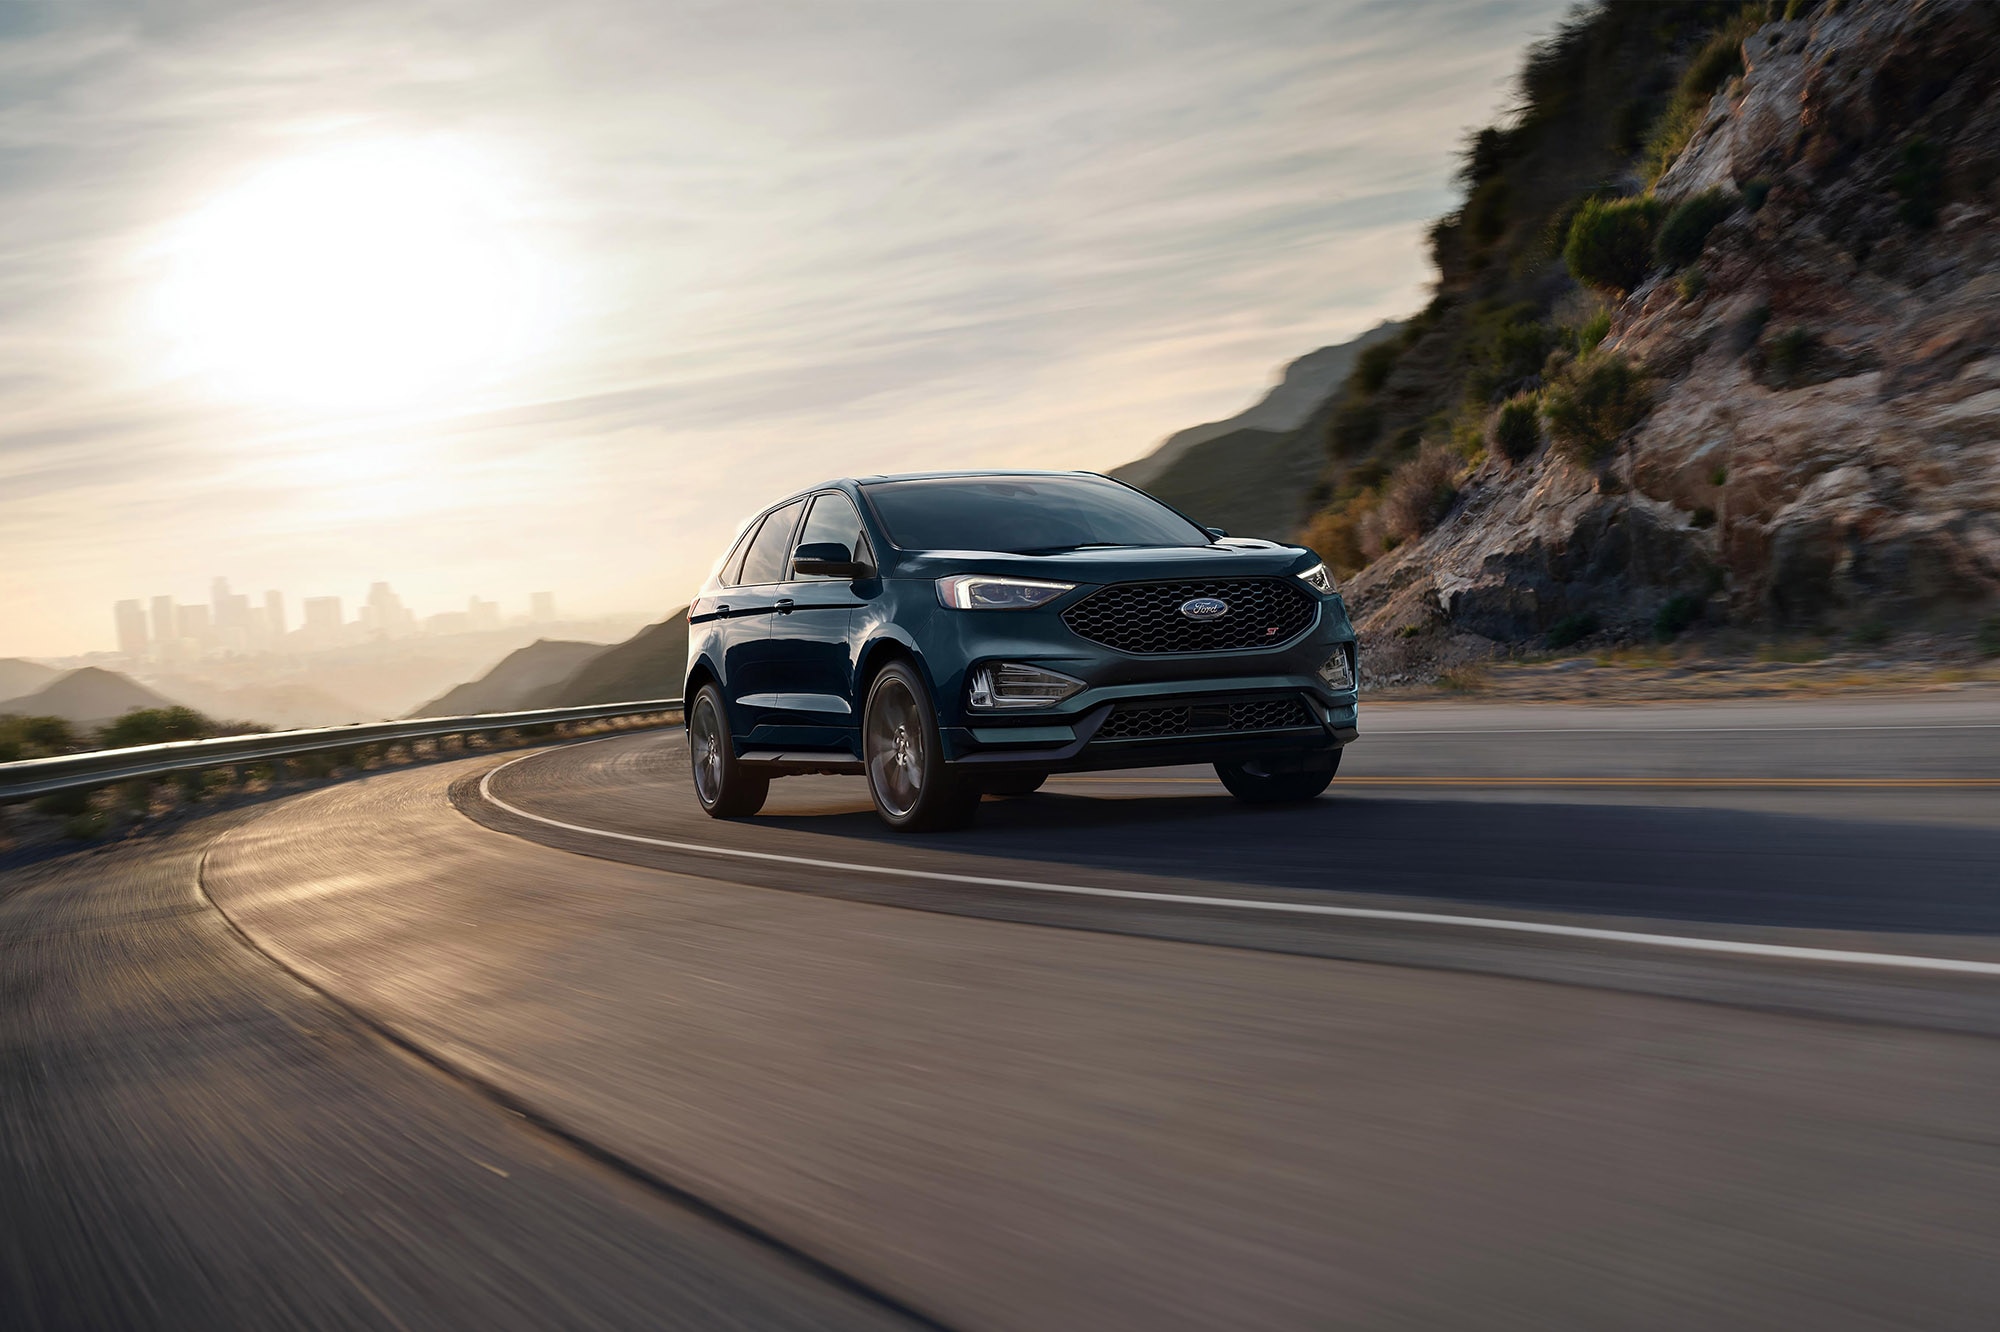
[1097,695,1315,741]
[1062,578,1316,654]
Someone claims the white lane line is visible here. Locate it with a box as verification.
[478,751,2000,978]
[1367,723,2000,735]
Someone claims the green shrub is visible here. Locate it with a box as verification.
[1976,617,2000,658]
[1890,138,1944,229]
[1329,398,1383,454]
[1354,341,1400,394]
[1564,196,1664,292]
[1655,188,1738,267]
[1546,612,1600,649]
[1542,352,1651,465]
[1465,178,1510,245]
[1678,267,1708,300]
[1709,465,1728,485]
[1378,444,1463,544]
[1493,394,1542,463]
[1643,15,1755,182]
[1654,594,1703,640]
[34,787,94,817]
[1763,325,1819,383]
[1692,506,1717,528]
[96,705,218,750]
[1852,620,1891,647]
[1740,177,1772,211]
[1575,310,1612,356]
[63,812,109,841]
[0,714,79,761]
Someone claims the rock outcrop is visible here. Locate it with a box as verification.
[1347,0,2000,678]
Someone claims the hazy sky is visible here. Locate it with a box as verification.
[2,0,1571,657]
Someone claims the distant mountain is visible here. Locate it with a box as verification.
[1131,426,1324,542]
[0,667,178,724]
[409,639,611,718]
[0,658,61,700]
[1112,323,1403,493]
[145,674,365,730]
[537,612,689,708]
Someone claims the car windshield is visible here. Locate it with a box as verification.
[860,476,1210,553]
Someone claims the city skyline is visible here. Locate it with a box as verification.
[103,577,561,664]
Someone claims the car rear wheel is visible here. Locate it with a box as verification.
[688,684,769,818]
[980,771,1048,798]
[1215,751,1339,805]
[864,662,979,831]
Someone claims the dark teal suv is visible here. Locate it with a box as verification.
[684,471,1359,830]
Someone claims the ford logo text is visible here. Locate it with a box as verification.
[1179,597,1230,620]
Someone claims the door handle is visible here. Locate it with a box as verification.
[776,598,796,614]
[715,603,731,616]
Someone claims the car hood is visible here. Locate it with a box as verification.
[886,540,1315,584]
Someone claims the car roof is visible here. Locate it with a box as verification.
[769,469,1119,513]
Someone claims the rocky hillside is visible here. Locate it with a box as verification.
[1284,0,1999,681]
[538,611,688,708]
[419,612,689,714]
[409,639,610,717]
[1111,323,1400,538]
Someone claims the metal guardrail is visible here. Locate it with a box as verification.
[0,699,684,803]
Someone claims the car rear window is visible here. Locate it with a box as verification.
[735,499,806,585]
[860,476,1209,553]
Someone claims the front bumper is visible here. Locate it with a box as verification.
[941,674,1357,774]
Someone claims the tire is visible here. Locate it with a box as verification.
[980,771,1048,798]
[863,661,980,831]
[1215,751,1339,805]
[688,684,769,818]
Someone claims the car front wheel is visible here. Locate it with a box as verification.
[1215,752,1339,805]
[688,684,769,818]
[863,661,980,831]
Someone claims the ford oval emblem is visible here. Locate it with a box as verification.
[1180,596,1229,620]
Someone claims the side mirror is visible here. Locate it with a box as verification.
[792,541,870,578]
[1205,526,1230,539]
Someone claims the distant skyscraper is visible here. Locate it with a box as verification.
[531,591,556,622]
[176,603,211,646]
[264,590,285,640]
[114,599,148,658]
[150,595,174,648]
[366,582,411,637]
[302,596,343,643]
[468,596,501,632]
[211,576,232,624]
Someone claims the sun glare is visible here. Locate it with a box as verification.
[154,138,548,410]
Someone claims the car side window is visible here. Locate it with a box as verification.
[792,492,873,578]
[717,520,761,587]
[735,499,805,586]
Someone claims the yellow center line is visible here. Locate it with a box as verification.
[1047,776,2000,789]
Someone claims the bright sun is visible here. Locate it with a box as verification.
[155,138,547,410]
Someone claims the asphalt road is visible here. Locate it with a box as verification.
[6,693,2000,1329]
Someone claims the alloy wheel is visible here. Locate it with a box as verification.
[865,677,925,818]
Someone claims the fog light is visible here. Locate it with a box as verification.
[968,662,1085,711]
[1318,646,1357,692]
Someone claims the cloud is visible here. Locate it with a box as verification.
[0,0,1570,655]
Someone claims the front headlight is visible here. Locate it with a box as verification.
[1297,562,1335,594]
[936,575,1076,610]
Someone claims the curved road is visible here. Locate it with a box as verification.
[6,694,2000,1329]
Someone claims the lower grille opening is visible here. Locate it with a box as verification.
[1097,695,1316,741]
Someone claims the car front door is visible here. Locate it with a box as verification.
[718,498,805,739]
[763,490,876,751]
